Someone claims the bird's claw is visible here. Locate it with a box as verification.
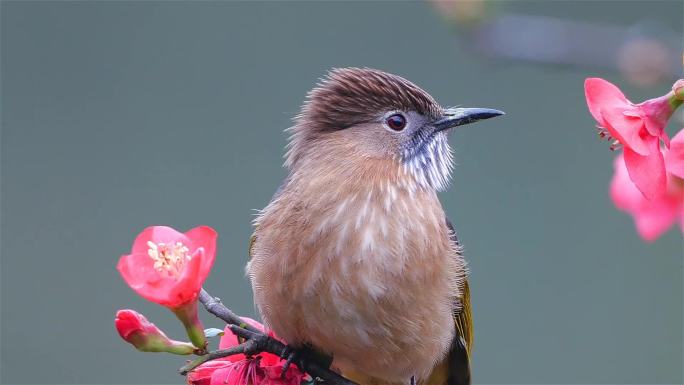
[279,346,299,379]
[279,345,334,379]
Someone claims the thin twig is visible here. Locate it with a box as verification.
[179,341,258,375]
[199,289,260,333]
[193,288,359,385]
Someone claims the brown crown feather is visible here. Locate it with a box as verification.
[301,67,442,131]
[285,68,443,168]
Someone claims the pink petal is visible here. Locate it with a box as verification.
[209,367,232,385]
[665,129,684,179]
[131,226,190,255]
[623,142,666,200]
[218,325,240,351]
[610,154,681,242]
[187,360,233,385]
[633,198,680,242]
[639,94,673,138]
[117,253,175,305]
[610,155,645,212]
[185,226,218,281]
[661,129,671,149]
[679,205,684,235]
[210,360,262,385]
[600,107,650,155]
[643,114,667,141]
[115,309,146,340]
[259,351,285,367]
[166,248,206,307]
[584,78,633,125]
[218,317,266,362]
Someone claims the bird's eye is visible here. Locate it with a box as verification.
[385,113,407,131]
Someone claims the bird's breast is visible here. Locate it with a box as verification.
[248,175,465,381]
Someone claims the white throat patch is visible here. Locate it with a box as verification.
[401,132,454,191]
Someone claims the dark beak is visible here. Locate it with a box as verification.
[433,107,505,132]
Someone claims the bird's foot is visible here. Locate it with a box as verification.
[280,346,299,378]
[279,345,334,379]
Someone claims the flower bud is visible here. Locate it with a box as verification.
[115,309,195,355]
[673,79,684,101]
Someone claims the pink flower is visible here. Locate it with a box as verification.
[117,226,217,307]
[585,77,681,199]
[187,318,306,385]
[115,309,195,355]
[117,225,217,348]
[610,130,684,241]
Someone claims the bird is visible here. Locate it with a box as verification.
[246,67,503,385]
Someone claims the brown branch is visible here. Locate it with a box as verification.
[199,289,260,333]
[190,288,359,385]
[179,340,258,375]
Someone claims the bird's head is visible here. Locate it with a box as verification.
[285,67,503,191]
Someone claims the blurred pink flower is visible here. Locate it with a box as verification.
[429,0,488,25]
[617,37,673,87]
[585,77,680,199]
[610,130,684,241]
[187,318,306,385]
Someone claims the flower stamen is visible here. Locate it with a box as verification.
[596,126,622,151]
[147,241,191,278]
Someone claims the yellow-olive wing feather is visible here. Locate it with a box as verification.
[454,280,473,354]
[249,234,257,259]
[445,217,472,385]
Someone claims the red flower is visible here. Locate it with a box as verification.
[117,226,217,307]
[585,77,681,199]
[187,318,307,385]
[610,130,684,241]
[115,309,195,355]
[117,225,217,348]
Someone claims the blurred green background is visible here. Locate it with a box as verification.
[2,1,682,384]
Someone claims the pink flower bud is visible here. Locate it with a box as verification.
[115,309,195,355]
[673,79,684,101]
